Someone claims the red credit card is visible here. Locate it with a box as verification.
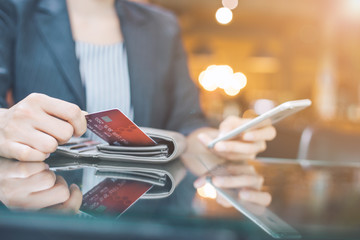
[85,109,156,146]
[80,178,152,218]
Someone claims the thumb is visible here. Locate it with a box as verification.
[197,133,213,146]
[193,176,206,189]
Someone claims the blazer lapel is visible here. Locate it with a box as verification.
[116,0,155,126]
[35,0,85,109]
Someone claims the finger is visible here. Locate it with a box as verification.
[218,116,250,137]
[242,109,258,119]
[239,190,272,206]
[14,129,58,154]
[225,164,256,175]
[214,151,256,161]
[34,94,87,137]
[66,184,83,213]
[212,175,264,189]
[9,170,56,193]
[197,132,213,147]
[0,170,56,207]
[32,112,75,145]
[27,175,70,209]
[48,184,82,214]
[193,165,258,188]
[209,164,255,175]
[7,161,49,178]
[216,194,232,208]
[4,141,49,161]
[214,140,266,155]
[242,126,276,142]
[193,176,206,189]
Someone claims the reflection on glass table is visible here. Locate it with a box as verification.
[47,153,187,218]
[253,157,360,239]
[1,154,360,239]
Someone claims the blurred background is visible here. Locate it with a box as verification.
[147,0,360,159]
[147,0,360,228]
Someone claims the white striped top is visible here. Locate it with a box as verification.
[76,41,133,118]
[75,41,133,193]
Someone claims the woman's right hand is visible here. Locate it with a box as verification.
[0,158,82,211]
[0,93,87,161]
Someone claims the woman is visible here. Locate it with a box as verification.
[0,0,275,211]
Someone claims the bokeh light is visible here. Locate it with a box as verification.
[197,183,217,199]
[232,72,247,89]
[224,87,241,96]
[214,65,234,90]
[215,7,233,25]
[343,0,360,19]
[199,66,218,91]
[347,0,360,11]
[222,0,238,10]
[198,65,247,96]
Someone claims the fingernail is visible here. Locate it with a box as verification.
[45,153,50,159]
[193,177,205,188]
[214,142,226,151]
[45,164,50,170]
[218,131,227,138]
[243,133,254,141]
[212,177,224,186]
[70,184,79,190]
[239,190,251,200]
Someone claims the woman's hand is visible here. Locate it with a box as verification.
[44,182,83,214]
[194,164,271,207]
[0,158,82,212]
[197,116,276,161]
[0,93,87,161]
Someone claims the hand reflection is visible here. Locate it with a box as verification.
[0,158,82,212]
[193,164,271,207]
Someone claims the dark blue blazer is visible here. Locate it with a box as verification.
[0,0,207,135]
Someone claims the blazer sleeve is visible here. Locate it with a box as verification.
[0,1,15,108]
[165,22,209,135]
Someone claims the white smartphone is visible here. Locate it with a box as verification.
[207,99,312,148]
[206,177,302,239]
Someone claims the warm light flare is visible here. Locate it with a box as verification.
[197,183,217,199]
[199,67,218,91]
[216,7,233,25]
[222,0,238,10]
[214,65,234,90]
[343,0,360,19]
[224,88,241,96]
[232,72,247,89]
[198,65,247,96]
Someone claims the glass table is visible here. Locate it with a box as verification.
[1,153,360,240]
